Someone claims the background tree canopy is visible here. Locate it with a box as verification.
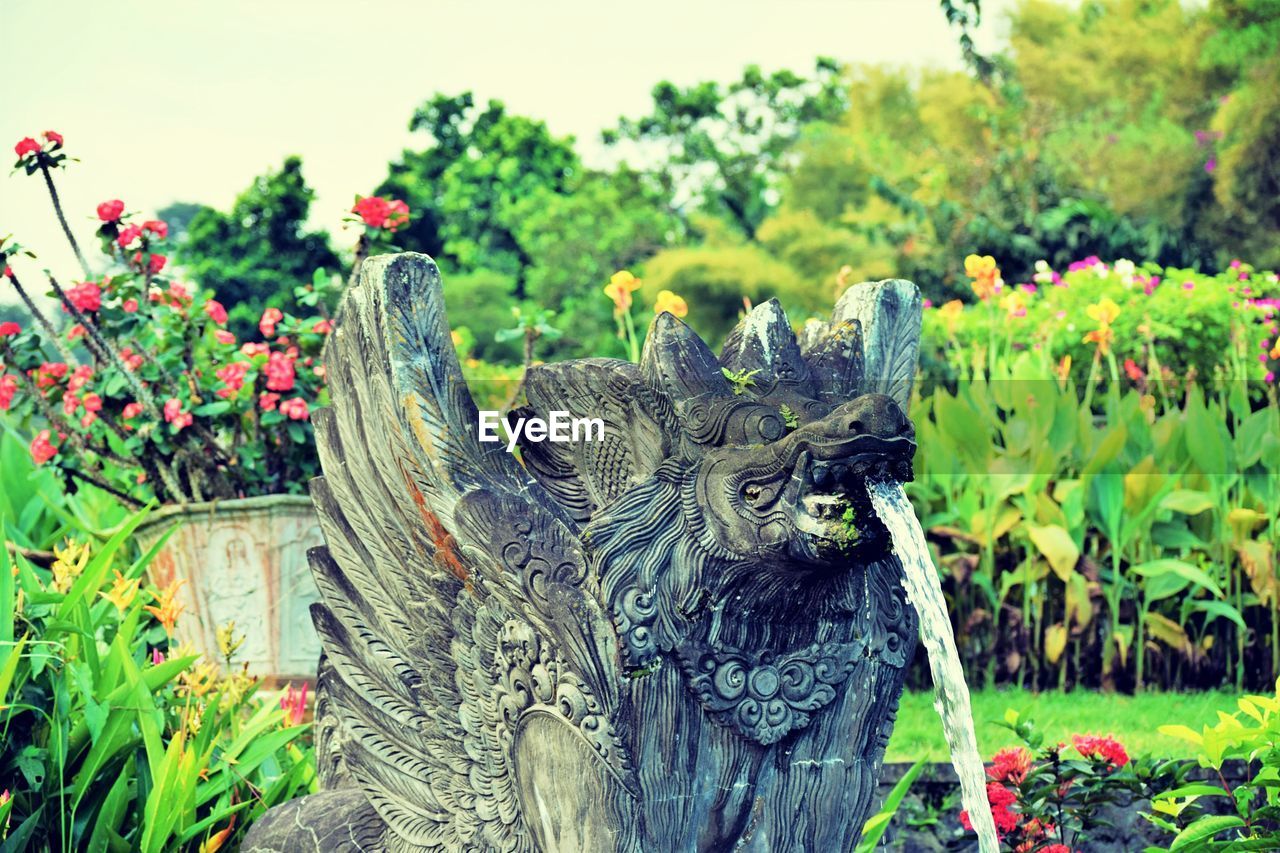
[165,0,1280,359]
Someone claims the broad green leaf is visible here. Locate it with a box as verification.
[1132,559,1223,599]
[1161,490,1215,515]
[1169,814,1244,850]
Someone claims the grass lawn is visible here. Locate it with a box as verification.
[885,688,1239,763]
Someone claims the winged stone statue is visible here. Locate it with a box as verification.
[244,252,923,852]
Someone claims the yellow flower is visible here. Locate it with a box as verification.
[1000,290,1028,319]
[964,254,1002,301]
[603,270,643,315]
[1055,355,1072,382]
[100,570,141,612]
[1270,340,1280,361]
[449,330,462,347]
[145,578,187,636]
[50,540,91,594]
[217,621,245,660]
[964,254,996,277]
[178,658,219,698]
[653,290,688,318]
[1085,297,1121,326]
[939,299,964,322]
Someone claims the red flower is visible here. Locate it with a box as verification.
[62,390,79,415]
[42,130,63,146]
[118,347,143,372]
[259,307,283,338]
[989,747,1032,783]
[146,254,166,275]
[122,401,143,419]
[68,365,94,391]
[352,195,411,232]
[0,321,19,337]
[313,318,332,334]
[33,362,68,389]
[280,681,308,726]
[65,281,102,313]
[67,323,87,341]
[215,329,236,345]
[241,342,269,358]
[1040,846,1073,853]
[14,137,40,159]
[167,281,189,303]
[97,200,125,222]
[30,429,57,464]
[82,392,103,413]
[258,391,280,411]
[1123,359,1144,382]
[215,361,250,398]
[204,299,228,325]
[0,374,17,411]
[265,351,296,392]
[1073,734,1128,768]
[142,219,168,238]
[960,782,1019,838]
[280,397,309,420]
[122,298,139,313]
[117,225,143,249]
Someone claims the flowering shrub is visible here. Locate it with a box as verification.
[0,134,394,504]
[924,256,1280,389]
[957,709,1178,852]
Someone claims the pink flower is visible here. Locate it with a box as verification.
[241,342,269,358]
[151,648,165,665]
[215,361,250,398]
[280,397,309,420]
[65,281,102,313]
[122,298,139,313]
[163,397,193,431]
[67,323,87,341]
[265,351,296,392]
[122,401,143,419]
[0,374,17,411]
[14,137,40,158]
[142,219,168,238]
[313,318,332,334]
[258,391,280,411]
[280,681,308,726]
[204,299,228,325]
[32,362,68,389]
[259,307,284,338]
[148,254,167,275]
[82,392,102,413]
[118,347,143,372]
[215,329,236,345]
[42,130,63,146]
[352,195,411,232]
[0,321,19,337]
[97,200,125,222]
[116,225,143,249]
[62,390,79,415]
[68,365,94,392]
[30,429,57,464]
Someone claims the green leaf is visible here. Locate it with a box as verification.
[1026,524,1079,581]
[1161,490,1215,515]
[855,760,924,853]
[1132,559,1223,599]
[1169,814,1244,850]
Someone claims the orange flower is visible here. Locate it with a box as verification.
[603,270,642,315]
[1270,340,1280,361]
[1055,355,1072,381]
[100,570,141,612]
[145,578,187,635]
[653,290,688,318]
[1082,326,1115,354]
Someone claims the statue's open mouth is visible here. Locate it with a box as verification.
[791,434,915,563]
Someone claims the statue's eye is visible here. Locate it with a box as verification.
[743,484,763,503]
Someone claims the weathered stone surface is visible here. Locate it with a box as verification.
[245,253,924,851]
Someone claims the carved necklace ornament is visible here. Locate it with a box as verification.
[244,253,926,853]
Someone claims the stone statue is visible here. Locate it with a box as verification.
[244,253,923,852]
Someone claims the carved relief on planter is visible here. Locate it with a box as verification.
[137,495,324,682]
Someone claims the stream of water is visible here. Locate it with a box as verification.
[869,481,999,853]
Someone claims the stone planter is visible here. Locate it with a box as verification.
[136,495,324,685]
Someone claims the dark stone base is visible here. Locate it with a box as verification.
[241,789,387,852]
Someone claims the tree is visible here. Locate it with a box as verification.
[377,93,579,294]
[176,157,338,332]
[603,59,849,241]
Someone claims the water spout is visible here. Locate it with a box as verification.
[869,481,999,853]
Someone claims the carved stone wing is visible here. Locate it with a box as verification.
[309,254,633,852]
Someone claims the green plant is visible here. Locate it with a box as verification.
[1149,680,1280,850]
[855,759,924,852]
[0,508,315,850]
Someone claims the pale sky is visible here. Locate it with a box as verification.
[0,0,1017,284]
